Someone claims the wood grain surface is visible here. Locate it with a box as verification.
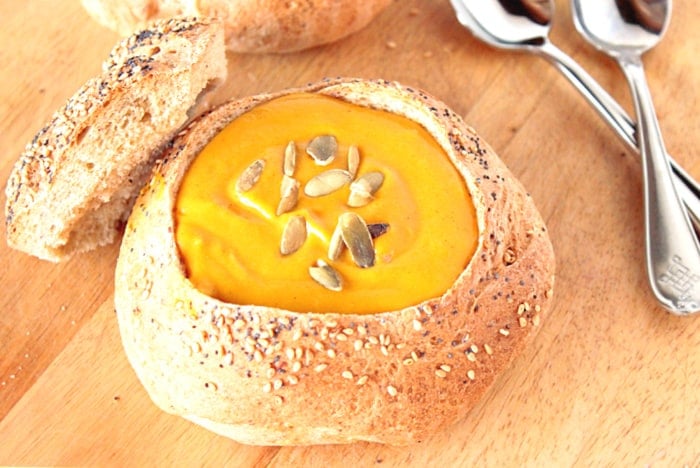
[1,0,699,465]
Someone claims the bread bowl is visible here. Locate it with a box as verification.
[5,17,555,446]
[114,78,555,445]
[81,0,394,53]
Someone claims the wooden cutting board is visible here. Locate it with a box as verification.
[1,0,698,465]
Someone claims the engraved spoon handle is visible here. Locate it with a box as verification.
[618,53,700,314]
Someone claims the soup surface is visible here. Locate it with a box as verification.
[175,93,478,313]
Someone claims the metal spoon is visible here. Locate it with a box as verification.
[571,0,700,314]
[449,0,700,231]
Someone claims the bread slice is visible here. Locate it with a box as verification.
[114,78,556,445]
[81,0,393,53]
[4,17,227,262]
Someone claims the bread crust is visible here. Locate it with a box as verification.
[115,78,556,445]
[4,17,227,261]
[81,0,394,53]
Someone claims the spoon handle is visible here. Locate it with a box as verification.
[537,41,700,230]
[618,54,700,315]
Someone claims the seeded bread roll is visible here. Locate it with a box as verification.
[81,0,394,53]
[115,78,556,445]
[4,17,227,262]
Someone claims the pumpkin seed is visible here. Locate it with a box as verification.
[347,171,384,207]
[306,135,337,166]
[309,260,342,291]
[347,189,373,208]
[236,159,265,192]
[284,141,296,177]
[339,212,375,268]
[368,223,390,239]
[328,221,345,261]
[350,171,384,195]
[276,175,300,216]
[347,145,360,179]
[304,169,352,197]
[280,215,307,255]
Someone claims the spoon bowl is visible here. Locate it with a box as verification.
[449,0,552,49]
[572,0,670,54]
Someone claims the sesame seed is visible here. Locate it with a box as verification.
[381,346,389,356]
[435,369,447,378]
[335,333,348,342]
[273,379,283,390]
[314,341,325,352]
[470,344,479,353]
[274,396,284,405]
[292,329,303,341]
[233,319,245,330]
[532,314,541,326]
[466,352,477,362]
[413,319,422,331]
[326,320,338,328]
[499,328,510,336]
[254,350,264,362]
[402,358,414,366]
[387,385,397,396]
[440,364,452,372]
[484,343,493,355]
[342,370,353,380]
[467,370,476,380]
[396,343,406,350]
[354,340,363,351]
[287,375,299,385]
[223,353,233,366]
[519,317,528,327]
[411,351,419,362]
[285,348,295,360]
[535,304,542,312]
[327,349,337,358]
[262,383,272,393]
[517,304,526,315]
[368,336,379,345]
[291,361,302,373]
[295,347,303,359]
[258,338,270,348]
[355,375,368,386]
[357,325,367,336]
[305,349,314,365]
[314,363,328,373]
[266,367,276,379]
[342,328,354,335]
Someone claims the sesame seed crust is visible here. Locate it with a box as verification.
[4,17,226,262]
[82,0,393,54]
[114,78,556,446]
